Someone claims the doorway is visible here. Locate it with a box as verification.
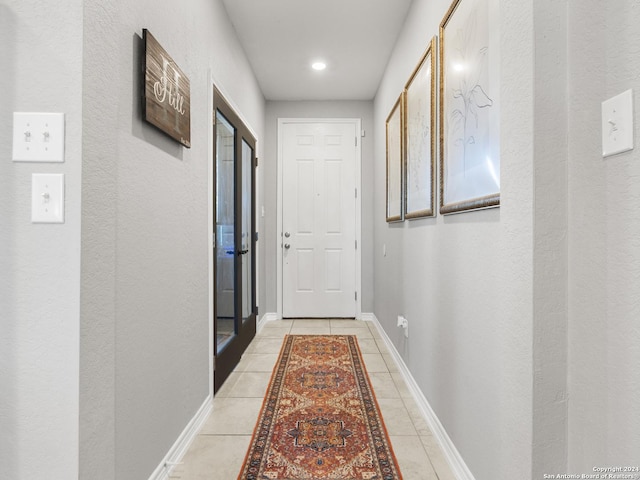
[213,87,257,392]
[277,119,362,319]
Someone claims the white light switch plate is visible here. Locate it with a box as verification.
[602,89,634,157]
[13,112,65,162]
[32,174,65,223]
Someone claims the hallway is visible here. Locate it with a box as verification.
[4,0,640,478]
[173,319,454,480]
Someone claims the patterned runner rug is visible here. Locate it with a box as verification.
[238,334,403,480]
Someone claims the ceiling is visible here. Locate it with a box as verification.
[221,0,414,101]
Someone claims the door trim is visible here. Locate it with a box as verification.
[276,118,362,320]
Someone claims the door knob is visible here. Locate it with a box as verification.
[284,232,290,238]
[284,243,290,249]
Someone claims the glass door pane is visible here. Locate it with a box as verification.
[213,87,257,393]
[215,111,236,353]
[241,139,253,323]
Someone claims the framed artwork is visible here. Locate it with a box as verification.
[404,36,437,219]
[439,0,500,214]
[143,29,191,147]
[386,94,404,222]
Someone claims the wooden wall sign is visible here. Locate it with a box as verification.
[143,29,191,147]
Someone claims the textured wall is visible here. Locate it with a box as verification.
[80,1,118,477]
[0,1,83,479]
[263,101,375,314]
[532,1,569,477]
[80,0,264,478]
[375,0,640,477]
[568,0,640,470]
[373,0,535,478]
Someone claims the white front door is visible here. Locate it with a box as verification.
[281,121,357,318]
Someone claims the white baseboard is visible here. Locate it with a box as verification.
[261,313,370,325]
[258,312,279,332]
[148,395,213,480]
[361,312,375,322]
[368,314,476,480]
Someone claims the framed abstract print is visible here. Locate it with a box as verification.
[404,36,437,219]
[439,0,500,214]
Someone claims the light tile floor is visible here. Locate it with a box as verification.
[171,319,456,480]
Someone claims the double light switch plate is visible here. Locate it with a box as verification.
[12,112,65,162]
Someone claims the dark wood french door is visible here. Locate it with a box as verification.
[213,87,257,392]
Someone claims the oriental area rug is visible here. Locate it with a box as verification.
[237,334,403,480]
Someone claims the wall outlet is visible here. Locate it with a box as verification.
[397,315,409,338]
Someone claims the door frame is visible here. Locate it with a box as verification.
[208,72,260,397]
[212,87,258,392]
[276,118,362,320]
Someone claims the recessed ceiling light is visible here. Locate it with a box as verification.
[312,61,326,71]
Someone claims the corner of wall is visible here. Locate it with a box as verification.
[531,1,570,476]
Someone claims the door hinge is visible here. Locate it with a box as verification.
[355,188,357,198]
[255,157,259,167]
[355,291,358,301]
[355,240,357,249]
[212,112,216,125]
[355,136,358,147]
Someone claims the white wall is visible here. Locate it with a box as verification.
[373,0,536,478]
[262,101,375,314]
[568,0,640,470]
[0,1,83,478]
[80,0,264,477]
[375,0,640,478]
[532,1,569,476]
[2,1,263,477]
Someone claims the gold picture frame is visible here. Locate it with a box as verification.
[386,94,404,223]
[439,0,500,214]
[404,36,437,219]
